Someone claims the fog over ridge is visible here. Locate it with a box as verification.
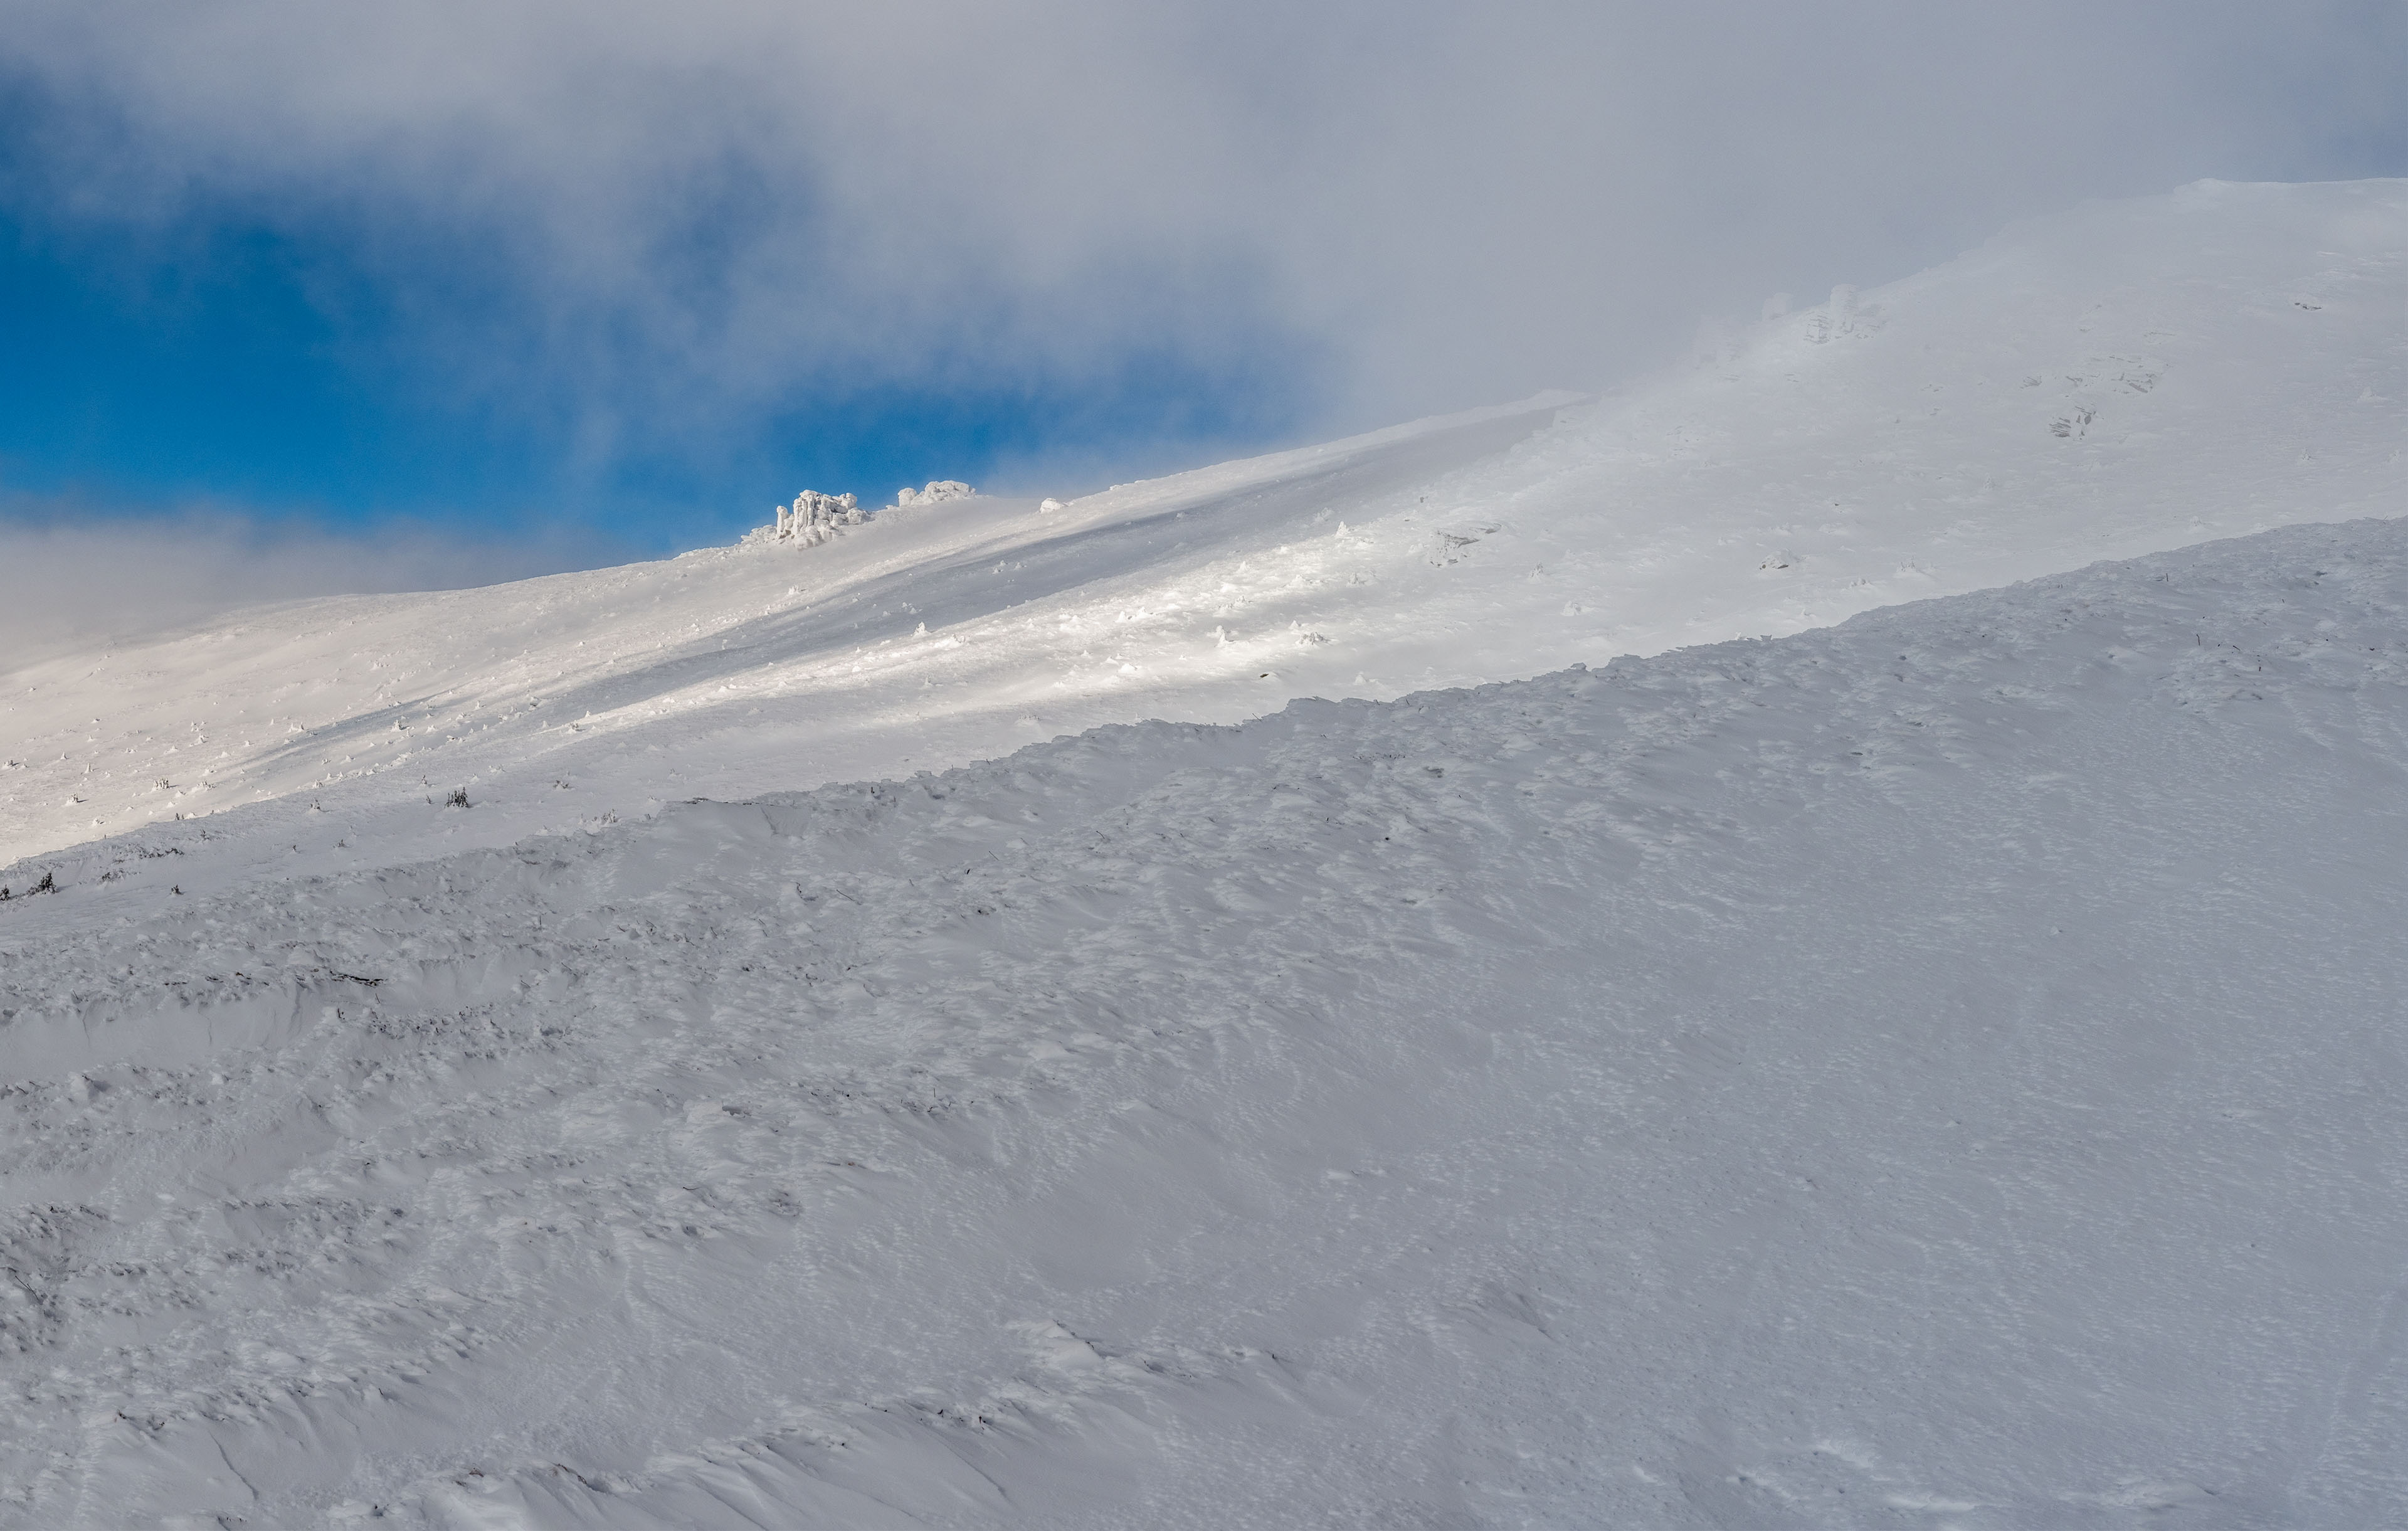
[6,0,2399,453]
[0,1,2399,648]
[0,507,630,667]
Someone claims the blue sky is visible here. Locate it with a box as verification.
[1,0,2401,587]
[1,214,525,517]
[0,199,1322,556]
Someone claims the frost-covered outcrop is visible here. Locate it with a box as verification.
[894,479,973,507]
[736,480,976,551]
[741,489,864,549]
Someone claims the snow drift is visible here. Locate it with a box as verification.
[3,517,2407,1525]
[1,177,2405,1527]
[3,178,2399,877]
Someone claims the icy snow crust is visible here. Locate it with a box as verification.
[5,519,2408,1525]
[1,176,2404,1525]
[3,178,2399,874]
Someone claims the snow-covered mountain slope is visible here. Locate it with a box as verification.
[5,177,2399,877]
[3,517,2405,1527]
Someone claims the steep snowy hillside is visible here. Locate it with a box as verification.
[5,177,2398,876]
[2,518,2404,1527]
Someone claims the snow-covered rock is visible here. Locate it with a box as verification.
[740,489,865,549]
[894,479,974,507]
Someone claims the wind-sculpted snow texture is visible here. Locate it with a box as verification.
[4,179,2398,872]
[4,519,2407,1526]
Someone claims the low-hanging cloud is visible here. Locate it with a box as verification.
[0,501,628,668]
[2,0,2401,491]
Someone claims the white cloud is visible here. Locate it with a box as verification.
[2,1,2399,457]
[0,504,620,665]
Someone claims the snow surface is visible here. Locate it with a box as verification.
[1,177,2405,1526]
[5,519,2408,1527]
[4,178,2397,878]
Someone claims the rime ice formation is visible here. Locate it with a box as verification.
[742,489,865,549]
[895,479,974,507]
